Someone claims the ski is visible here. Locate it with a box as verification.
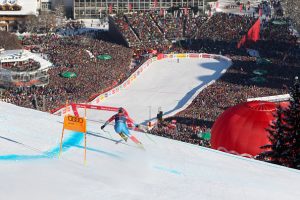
[87,131,141,148]
[115,139,123,144]
[129,135,144,149]
[118,132,128,142]
[87,131,123,144]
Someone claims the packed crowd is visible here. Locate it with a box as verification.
[153,13,184,39]
[2,34,133,111]
[184,14,208,38]
[112,14,141,45]
[126,13,164,42]
[251,18,298,64]
[112,12,171,52]
[150,121,211,147]
[195,13,256,42]
[111,11,257,54]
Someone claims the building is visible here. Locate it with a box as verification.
[0,0,74,32]
[0,0,38,31]
[0,49,51,87]
[38,0,52,12]
[39,0,73,16]
[73,0,205,20]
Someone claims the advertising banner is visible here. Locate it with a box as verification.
[201,54,211,58]
[176,54,187,58]
[189,53,199,58]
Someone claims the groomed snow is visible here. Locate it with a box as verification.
[1,101,300,200]
[83,58,230,125]
[1,56,300,199]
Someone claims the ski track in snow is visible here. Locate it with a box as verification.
[0,132,124,161]
[0,132,83,161]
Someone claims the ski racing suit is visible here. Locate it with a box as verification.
[104,113,134,137]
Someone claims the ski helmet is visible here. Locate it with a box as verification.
[118,107,124,113]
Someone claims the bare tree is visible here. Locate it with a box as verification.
[282,0,300,32]
[24,14,39,33]
[38,12,57,32]
[0,31,22,49]
[54,3,66,28]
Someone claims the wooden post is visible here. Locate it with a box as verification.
[42,95,46,111]
[84,104,87,165]
[59,100,68,157]
[84,131,87,165]
[59,128,64,158]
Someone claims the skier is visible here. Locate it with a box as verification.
[101,107,139,142]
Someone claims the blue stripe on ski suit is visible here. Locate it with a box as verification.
[111,114,131,137]
[114,122,130,137]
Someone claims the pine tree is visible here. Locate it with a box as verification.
[258,77,300,169]
[258,105,290,166]
[284,76,300,168]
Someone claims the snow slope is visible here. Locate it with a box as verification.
[1,56,300,200]
[1,102,300,200]
[84,58,230,124]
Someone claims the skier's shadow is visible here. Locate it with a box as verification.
[87,131,141,149]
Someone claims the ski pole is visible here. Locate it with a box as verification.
[102,129,113,139]
[144,131,156,144]
[136,124,156,144]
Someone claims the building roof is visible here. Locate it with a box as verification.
[0,0,37,16]
[0,49,52,71]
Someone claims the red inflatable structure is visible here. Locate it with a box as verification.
[211,101,278,157]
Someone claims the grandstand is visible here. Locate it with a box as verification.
[109,11,253,48]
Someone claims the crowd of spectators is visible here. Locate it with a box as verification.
[150,121,211,147]
[195,13,256,42]
[184,14,208,38]
[112,14,140,45]
[126,13,164,42]
[112,12,171,52]
[2,34,133,111]
[153,13,184,40]
[111,11,257,54]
